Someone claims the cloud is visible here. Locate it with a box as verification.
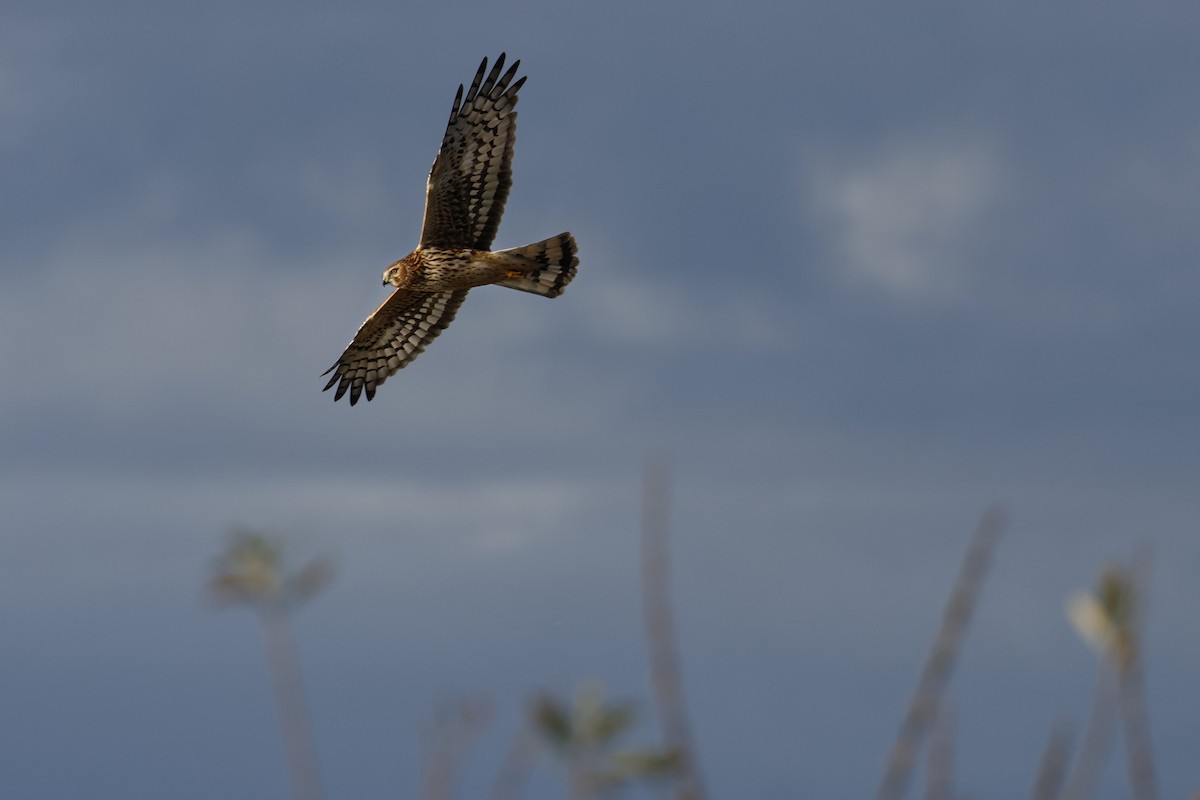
[804,135,1000,304]
[556,231,799,356]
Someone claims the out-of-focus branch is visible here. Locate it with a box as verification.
[210,530,332,800]
[924,704,955,800]
[1065,557,1157,800]
[259,605,325,800]
[487,717,539,800]
[1118,636,1157,800]
[1028,724,1071,800]
[642,456,707,800]
[876,507,1007,800]
[420,696,493,800]
[1112,555,1157,800]
[1058,666,1117,800]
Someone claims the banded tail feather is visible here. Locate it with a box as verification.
[494,232,578,297]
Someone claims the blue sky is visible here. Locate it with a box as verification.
[3,3,1200,798]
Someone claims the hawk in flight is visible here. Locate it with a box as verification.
[323,54,579,404]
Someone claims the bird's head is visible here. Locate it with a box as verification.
[382,261,405,287]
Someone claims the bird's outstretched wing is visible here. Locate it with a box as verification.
[419,53,526,250]
[322,289,470,405]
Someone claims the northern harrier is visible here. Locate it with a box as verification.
[323,54,579,404]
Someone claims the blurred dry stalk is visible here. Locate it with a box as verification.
[641,456,707,800]
[210,530,333,800]
[1028,725,1071,800]
[924,704,955,800]
[1056,665,1116,800]
[420,695,494,800]
[531,683,681,800]
[876,506,1007,800]
[487,716,540,800]
[204,499,1172,800]
[1064,556,1157,800]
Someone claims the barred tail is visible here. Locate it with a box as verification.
[494,232,579,297]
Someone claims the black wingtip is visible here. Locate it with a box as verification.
[465,56,489,104]
[481,53,506,95]
[499,59,521,93]
[321,358,355,403]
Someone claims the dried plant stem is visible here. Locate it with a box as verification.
[1118,553,1158,800]
[924,704,955,800]
[641,456,708,800]
[1117,639,1157,800]
[488,720,539,800]
[420,698,492,800]
[259,604,324,800]
[875,507,1006,800]
[1058,663,1116,800]
[1028,724,1071,800]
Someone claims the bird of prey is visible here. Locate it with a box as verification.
[323,53,579,404]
